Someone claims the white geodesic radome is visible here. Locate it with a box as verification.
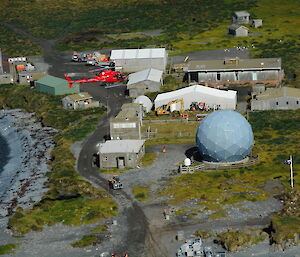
[196,110,254,162]
[134,95,153,113]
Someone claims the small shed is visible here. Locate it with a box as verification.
[127,68,163,97]
[62,92,99,110]
[228,25,248,37]
[252,19,263,28]
[35,75,80,95]
[232,11,250,24]
[98,139,145,168]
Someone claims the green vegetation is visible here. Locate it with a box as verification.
[270,190,300,246]
[217,229,267,252]
[71,234,97,248]
[0,244,19,255]
[158,110,300,216]
[99,167,132,174]
[141,153,157,167]
[132,186,149,201]
[0,84,118,236]
[91,224,108,233]
[0,24,42,56]
[142,120,199,139]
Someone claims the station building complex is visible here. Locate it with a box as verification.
[185,57,283,87]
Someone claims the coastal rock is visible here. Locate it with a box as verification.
[0,109,57,217]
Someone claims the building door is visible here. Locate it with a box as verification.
[117,157,125,169]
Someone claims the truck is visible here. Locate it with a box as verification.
[108,175,123,190]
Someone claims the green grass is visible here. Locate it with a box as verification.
[132,186,149,201]
[141,153,157,167]
[158,110,300,217]
[0,84,118,236]
[0,244,19,255]
[71,234,97,248]
[91,224,108,233]
[0,24,42,56]
[99,167,133,174]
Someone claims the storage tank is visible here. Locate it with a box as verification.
[196,110,254,162]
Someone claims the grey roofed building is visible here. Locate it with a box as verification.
[252,19,263,28]
[188,58,281,71]
[251,87,300,110]
[62,92,100,110]
[232,11,250,24]
[110,103,143,140]
[110,48,168,73]
[98,139,145,168]
[186,57,283,87]
[127,68,163,97]
[228,24,248,37]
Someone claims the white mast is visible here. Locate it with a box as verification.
[290,155,294,188]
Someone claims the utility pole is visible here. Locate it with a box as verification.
[290,155,294,188]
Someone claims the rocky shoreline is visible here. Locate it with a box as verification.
[0,109,57,218]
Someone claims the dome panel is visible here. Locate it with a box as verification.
[196,110,254,162]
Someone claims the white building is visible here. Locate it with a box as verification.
[154,85,237,111]
[110,48,168,73]
[127,68,163,97]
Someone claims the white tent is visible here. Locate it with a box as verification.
[134,95,153,113]
[154,85,237,111]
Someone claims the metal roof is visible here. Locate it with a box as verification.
[99,140,145,153]
[187,58,281,71]
[65,92,92,101]
[234,11,250,17]
[111,48,166,60]
[155,85,237,102]
[127,68,163,85]
[229,24,248,31]
[36,75,69,88]
[254,87,300,101]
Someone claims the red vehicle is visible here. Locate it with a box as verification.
[64,70,127,88]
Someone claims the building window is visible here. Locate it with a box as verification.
[297,101,299,105]
[276,102,278,105]
[217,73,221,81]
[104,156,108,161]
[286,101,289,105]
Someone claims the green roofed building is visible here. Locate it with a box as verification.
[35,75,80,95]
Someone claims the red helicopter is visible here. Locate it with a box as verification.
[64,70,127,88]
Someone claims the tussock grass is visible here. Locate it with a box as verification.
[132,186,149,201]
[71,234,97,248]
[0,244,19,255]
[141,153,157,167]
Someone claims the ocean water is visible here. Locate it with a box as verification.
[0,112,25,201]
[0,132,10,173]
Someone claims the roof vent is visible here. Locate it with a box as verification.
[261,62,264,66]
